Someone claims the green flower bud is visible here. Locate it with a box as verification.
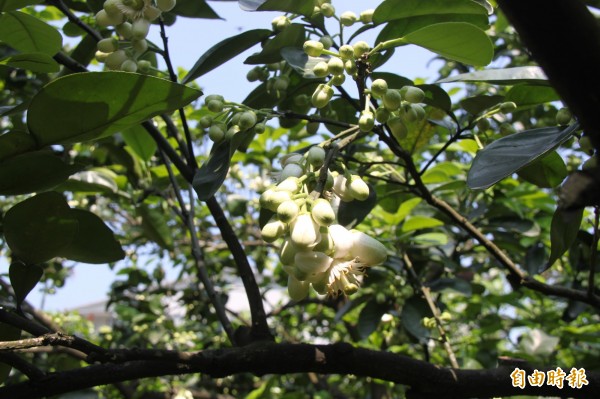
[115,22,133,39]
[132,38,148,54]
[121,59,138,72]
[273,76,289,91]
[246,66,261,82]
[499,122,516,136]
[340,11,358,26]
[291,213,321,249]
[303,40,324,57]
[403,86,425,103]
[306,121,320,135]
[157,0,176,12]
[375,107,390,123]
[327,57,344,75]
[276,176,301,193]
[307,146,326,168]
[137,59,151,73]
[261,217,287,243]
[105,49,128,69]
[332,174,354,202]
[556,107,572,126]
[358,111,375,132]
[339,45,354,60]
[388,117,408,141]
[348,175,370,201]
[344,59,357,75]
[295,251,333,274]
[319,35,334,49]
[288,275,309,301]
[477,118,491,132]
[97,38,119,53]
[350,230,388,265]
[277,200,300,223]
[311,198,336,226]
[254,123,266,134]
[412,104,426,120]
[205,94,225,105]
[280,163,304,181]
[360,9,375,24]
[95,9,123,27]
[207,125,225,142]
[579,135,594,155]
[399,103,418,122]
[271,15,291,31]
[238,111,257,130]
[352,41,370,58]
[311,84,334,109]
[312,61,330,78]
[500,101,517,114]
[326,74,343,87]
[131,18,150,40]
[370,79,388,98]
[280,153,303,166]
[320,3,335,17]
[260,189,292,212]
[143,6,162,21]
[382,89,401,111]
[324,171,334,190]
[103,0,122,16]
[280,239,298,266]
[95,51,109,63]
[199,115,213,129]
[207,99,224,113]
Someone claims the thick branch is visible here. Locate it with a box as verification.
[0,342,597,399]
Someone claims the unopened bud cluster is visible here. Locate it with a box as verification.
[198,94,265,143]
[95,0,176,72]
[310,1,374,26]
[246,61,292,100]
[259,150,387,300]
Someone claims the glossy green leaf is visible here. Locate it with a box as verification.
[402,216,444,233]
[400,296,433,343]
[9,262,43,306]
[357,299,389,340]
[138,202,173,250]
[427,278,472,296]
[0,151,81,195]
[0,320,21,384]
[171,0,221,19]
[547,207,583,269]
[193,139,231,201]
[281,47,329,79]
[460,94,503,115]
[0,11,62,55]
[370,72,413,90]
[437,66,548,85]
[373,0,488,25]
[122,125,157,161]
[239,0,314,15]
[412,232,448,246]
[245,24,304,65]
[418,84,452,112]
[182,29,272,83]
[3,192,78,264]
[0,52,59,73]
[57,209,125,264]
[27,72,202,146]
[517,151,567,188]
[338,184,377,228]
[402,23,493,66]
[0,0,40,11]
[467,123,579,189]
[58,169,119,194]
[0,131,36,162]
[0,103,28,118]
[505,84,559,107]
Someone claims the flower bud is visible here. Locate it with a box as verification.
[95,9,123,27]
[340,11,358,26]
[320,3,335,17]
[157,0,176,12]
[103,0,122,16]
[97,38,118,53]
[348,175,370,201]
[207,125,225,142]
[131,18,150,40]
[358,111,375,132]
[143,6,162,21]
[105,49,128,69]
[332,174,354,202]
[329,224,354,259]
[280,163,304,181]
[350,230,387,265]
[132,39,148,54]
[207,100,224,113]
[399,103,418,122]
[360,9,375,24]
[238,111,257,130]
[383,89,401,111]
[295,251,333,274]
[288,275,310,301]
[311,198,336,226]
[280,239,298,266]
[330,74,345,86]
[312,61,329,78]
[403,86,425,103]
[375,107,390,123]
[303,40,324,57]
[291,213,321,249]
[319,35,334,49]
[339,45,354,60]
[307,146,326,168]
[556,107,572,126]
[277,200,300,223]
[327,57,344,75]
[271,15,290,31]
[313,227,334,254]
[353,41,370,58]
[500,101,517,114]
[116,22,133,39]
[311,84,334,109]
[276,176,301,193]
[261,218,286,243]
[121,59,138,72]
[370,79,388,98]
[388,117,407,140]
[344,59,357,75]
[259,189,291,212]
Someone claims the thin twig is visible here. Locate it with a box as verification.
[47,0,103,41]
[402,254,459,369]
[0,353,45,381]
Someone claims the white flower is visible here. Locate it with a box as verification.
[325,258,368,297]
[116,0,160,21]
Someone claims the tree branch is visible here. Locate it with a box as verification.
[1,342,597,399]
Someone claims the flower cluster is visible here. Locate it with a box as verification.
[94,0,176,72]
[198,95,266,143]
[259,150,388,300]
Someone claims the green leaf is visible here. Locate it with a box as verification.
[182,29,272,83]
[427,278,472,295]
[57,209,125,264]
[0,131,36,162]
[337,184,377,228]
[171,0,221,19]
[0,320,21,384]
[402,216,444,233]
[9,262,43,306]
[400,296,433,343]
[0,0,40,11]
[517,151,567,188]
[396,108,438,154]
[0,52,59,73]
[121,125,157,161]
[193,139,231,201]
[3,192,78,264]
[138,202,173,250]
[0,151,82,195]
[57,168,118,194]
[524,242,546,275]
[504,84,559,108]
[244,24,304,65]
[27,72,202,146]
[547,207,583,269]
[370,72,413,90]
[460,94,503,115]
[418,84,452,112]
[402,22,493,66]
[0,11,62,55]
[467,123,579,189]
[239,0,314,16]
[437,66,548,85]
[412,232,448,246]
[357,299,389,340]
[281,47,329,79]
[373,0,489,25]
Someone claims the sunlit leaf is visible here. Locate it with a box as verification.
[0,52,59,73]
[0,11,62,55]
[121,125,157,161]
[58,169,119,194]
[517,151,567,188]
[467,123,579,189]
[182,29,272,83]
[239,0,314,15]
[373,0,488,25]
[138,202,173,250]
[505,84,559,108]
[437,66,548,85]
[460,94,503,115]
[281,47,329,79]
[28,72,202,146]
[171,0,221,19]
[402,216,444,232]
[245,24,304,65]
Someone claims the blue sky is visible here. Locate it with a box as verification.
[24,0,443,311]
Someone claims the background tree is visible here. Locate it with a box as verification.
[0,0,599,398]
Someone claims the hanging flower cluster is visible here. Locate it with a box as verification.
[259,149,388,300]
[94,0,176,72]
